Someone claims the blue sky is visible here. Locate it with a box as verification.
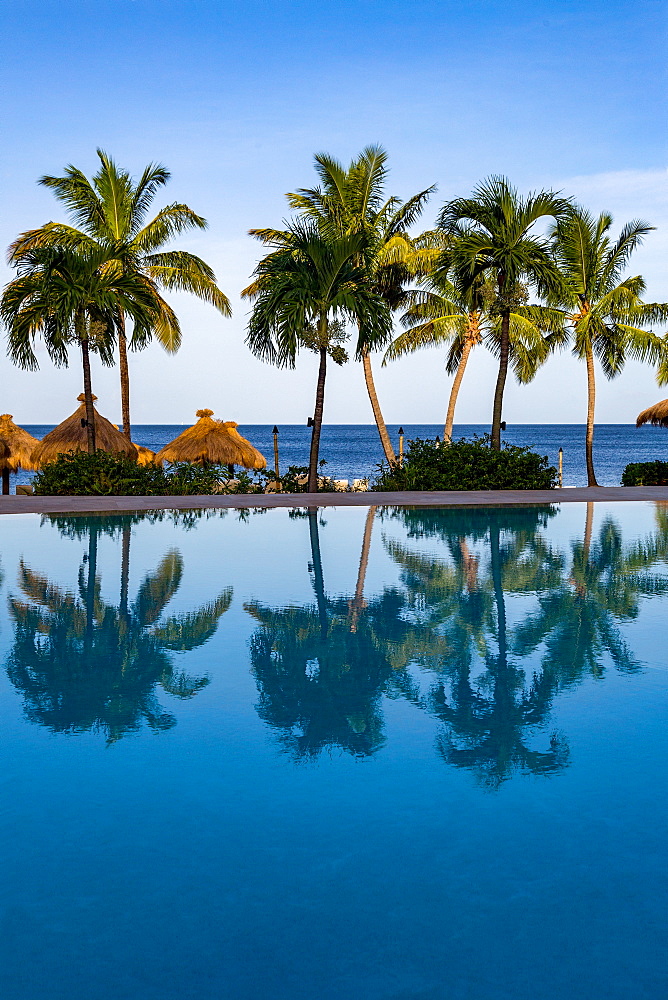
[1,0,666,425]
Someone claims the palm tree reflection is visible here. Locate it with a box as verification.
[386,503,668,787]
[513,503,668,687]
[246,508,448,758]
[387,506,569,787]
[7,514,232,742]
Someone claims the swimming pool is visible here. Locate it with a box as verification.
[1,502,667,999]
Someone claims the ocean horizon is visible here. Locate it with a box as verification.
[13,422,668,489]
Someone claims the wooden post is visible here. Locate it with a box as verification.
[558,447,563,488]
[272,425,280,489]
[398,426,404,468]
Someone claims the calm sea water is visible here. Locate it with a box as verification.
[14,422,668,488]
[1,502,667,999]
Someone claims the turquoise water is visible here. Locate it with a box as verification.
[1,502,667,999]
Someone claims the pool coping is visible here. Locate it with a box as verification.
[2,485,668,515]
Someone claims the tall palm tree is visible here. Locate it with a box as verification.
[1,244,157,452]
[245,220,392,492]
[513,506,668,683]
[385,506,568,787]
[8,150,231,437]
[545,208,668,485]
[244,509,445,758]
[438,176,571,449]
[287,146,436,463]
[7,522,232,742]
[384,271,557,441]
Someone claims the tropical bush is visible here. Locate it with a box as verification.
[33,451,227,496]
[621,461,668,487]
[220,462,339,494]
[32,452,345,496]
[372,435,558,491]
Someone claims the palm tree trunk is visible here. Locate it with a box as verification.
[583,501,594,556]
[350,505,377,632]
[362,349,396,463]
[491,307,510,451]
[444,339,473,442]
[120,525,131,619]
[84,523,98,652]
[489,523,507,664]
[308,341,328,494]
[585,346,599,487]
[308,509,328,638]
[78,312,96,454]
[118,313,132,440]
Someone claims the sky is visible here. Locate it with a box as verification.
[1,0,666,426]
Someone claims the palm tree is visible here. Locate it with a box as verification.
[1,244,157,452]
[385,506,568,787]
[244,508,445,758]
[287,146,436,463]
[245,220,392,492]
[7,519,232,742]
[545,208,668,485]
[384,271,557,441]
[9,150,231,437]
[438,176,571,449]
[513,505,668,683]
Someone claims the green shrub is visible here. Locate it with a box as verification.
[371,435,558,491]
[621,461,668,486]
[220,462,339,494]
[32,451,343,496]
[164,463,229,495]
[33,451,231,496]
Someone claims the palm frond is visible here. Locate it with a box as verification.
[143,251,232,316]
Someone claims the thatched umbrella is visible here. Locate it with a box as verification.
[636,399,668,428]
[134,443,157,466]
[0,414,40,494]
[221,421,266,470]
[154,409,267,469]
[31,394,137,466]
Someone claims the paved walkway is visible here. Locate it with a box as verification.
[2,486,668,516]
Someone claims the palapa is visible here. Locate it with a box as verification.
[0,415,40,471]
[154,409,267,469]
[134,443,157,466]
[636,399,668,429]
[0,414,40,494]
[31,394,137,465]
[221,421,266,470]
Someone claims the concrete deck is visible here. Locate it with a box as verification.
[1,486,668,516]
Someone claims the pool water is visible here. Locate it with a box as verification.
[1,502,667,999]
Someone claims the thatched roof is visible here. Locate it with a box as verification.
[221,422,267,469]
[154,409,267,469]
[31,394,137,465]
[637,399,668,428]
[134,443,157,466]
[0,414,40,471]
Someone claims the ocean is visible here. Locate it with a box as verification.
[11,423,668,490]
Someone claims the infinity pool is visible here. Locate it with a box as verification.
[1,502,667,999]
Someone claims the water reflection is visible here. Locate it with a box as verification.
[6,514,232,742]
[246,509,449,758]
[248,503,668,784]
[387,507,570,787]
[514,504,668,684]
[5,504,668,780]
